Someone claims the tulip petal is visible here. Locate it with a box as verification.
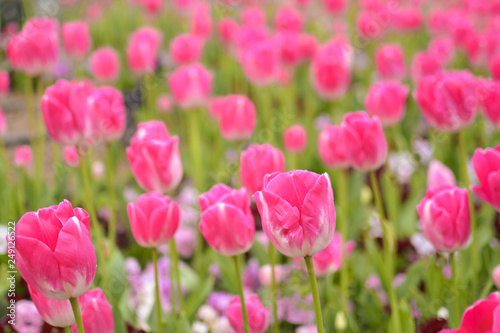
[148,202,180,246]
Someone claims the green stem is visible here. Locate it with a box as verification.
[235,141,244,188]
[105,144,118,249]
[457,131,477,296]
[187,109,204,191]
[169,244,177,315]
[170,239,185,315]
[257,88,274,145]
[304,256,324,333]
[450,252,460,328]
[152,248,163,333]
[35,77,45,207]
[69,297,85,333]
[24,75,40,207]
[16,170,25,215]
[268,243,280,333]
[64,326,72,333]
[0,139,14,219]
[233,256,249,333]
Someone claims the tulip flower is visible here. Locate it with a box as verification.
[169,33,204,65]
[63,146,80,167]
[357,11,387,40]
[218,18,239,44]
[275,31,304,67]
[274,6,303,32]
[0,108,7,136]
[90,47,121,82]
[14,145,33,168]
[14,200,97,300]
[241,6,266,27]
[126,26,163,75]
[127,192,180,248]
[0,69,9,96]
[364,81,409,126]
[427,160,456,188]
[322,0,348,15]
[310,232,355,276]
[226,294,270,333]
[478,80,500,128]
[29,285,75,327]
[493,266,500,289]
[190,2,212,40]
[211,95,257,141]
[410,51,445,82]
[375,44,406,81]
[258,265,283,287]
[130,0,164,19]
[168,63,213,109]
[71,288,114,333]
[428,37,455,66]
[283,125,307,153]
[240,143,285,195]
[62,21,91,60]
[88,86,126,143]
[391,6,422,31]
[318,125,350,169]
[240,39,280,86]
[490,55,500,81]
[126,121,183,193]
[471,145,500,212]
[157,94,172,112]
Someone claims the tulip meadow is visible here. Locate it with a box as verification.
[2,0,500,332]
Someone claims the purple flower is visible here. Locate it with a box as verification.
[14,300,44,333]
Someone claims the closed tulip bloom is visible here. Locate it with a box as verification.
[29,285,74,327]
[199,184,255,256]
[410,51,445,83]
[213,95,256,141]
[311,232,355,276]
[275,32,303,67]
[493,266,500,289]
[240,39,280,86]
[258,264,283,287]
[428,37,455,66]
[275,6,303,32]
[15,200,96,299]
[298,33,318,61]
[226,294,270,333]
[365,81,409,126]
[490,54,500,81]
[88,86,126,143]
[357,11,387,40]
[427,160,456,188]
[126,121,183,193]
[322,0,348,15]
[168,63,213,109]
[416,185,470,253]
[14,145,33,168]
[157,94,172,113]
[71,288,114,333]
[127,192,180,248]
[440,292,500,333]
[90,47,121,82]
[240,143,285,195]
[414,71,477,132]
[283,125,307,153]
[127,27,163,75]
[0,69,9,96]
[62,21,91,60]
[342,111,387,172]
[318,125,350,169]
[391,6,422,31]
[471,145,500,212]
[218,18,239,44]
[478,80,500,128]
[130,0,164,19]
[253,170,336,257]
[169,33,203,65]
[233,26,268,57]
[190,2,212,40]
[241,6,266,27]
[63,146,80,167]
[375,44,406,81]
[0,108,6,136]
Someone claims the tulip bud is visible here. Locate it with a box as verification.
[168,63,213,109]
[478,80,500,129]
[157,94,172,113]
[490,54,500,81]
[375,44,406,81]
[275,6,303,32]
[391,6,422,31]
[14,145,33,168]
[190,2,212,40]
[71,288,114,333]
[258,264,283,287]
[29,285,75,327]
[90,47,121,83]
[471,145,500,212]
[240,39,281,87]
[241,7,266,27]
[63,146,80,167]
[492,266,500,289]
[0,108,7,136]
[427,160,455,188]
[311,232,354,276]
[410,51,445,82]
[226,294,270,333]
[88,86,126,143]
[365,81,409,126]
[218,18,239,45]
[318,125,349,169]
[322,0,348,15]
[169,33,203,65]
[212,95,257,141]
[126,27,163,75]
[0,69,9,97]
[283,125,307,153]
[62,21,91,60]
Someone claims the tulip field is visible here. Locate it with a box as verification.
[3,0,500,332]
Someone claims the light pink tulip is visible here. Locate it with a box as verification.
[375,44,406,81]
[126,121,183,193]
[342,111,387,172]
[157,94,172,113]
[63,146,80,167]
[427,160,456,188]
[168,63,213,109]
[258,265,283,287]
[88,86,126,143]
[493,266,500,289]
[62,21,91,60]
[226,294,270,333]
[240,143,285,195]
[190,2,212,40]
[127,192,180,248]
[0,108,6,136]
[126,27,163,75]
[241,7,266,27]
[15,200,96,299]
[283,125,307,153]
[253,170,336,257]
[71,288,114,333]
[310,232,355,276]
[240,39,280,86]
[471,145,500,212]
[478,80,500,128]
[416,185,470,253]
[14,145,33,168]
[29,285,75,327]
[90,47,121,83]
[169,33,203,66]
[414,71,477,132]
[410,51,445,82]
[212,95,256,141]
[0,69,9,96]
[318,125,350,169]
[199,184,255,256]
[274,6,303,32]
[365,81,409,126]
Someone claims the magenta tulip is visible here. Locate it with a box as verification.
[0,108,6,136]
[471,145,500,212]
[62,21,91,60]
[90,47,121,82]
[274,6,303,33]
[0,69,9,97]
[126,26,163,75]
[190,2,212,40]
[410,51,445,83]
[14,145,33,168]
[226,294,270,333]
[322,0,348,15]
[365,81,409,126]
[71,288,114,333]
[490,54,500,81]
[375,44,406,81]
[427,160,456,189]
[211,95,256,141]
[240,39,280,86]
[318,125,350,169]
[63,146,80,168]
[478,80,500,128]
[169,33,203,65]
[241,6,266,27]
[311,232,355,276]
[283,125,307,153]
[29,285,75,327]
[88,86,126,143]
[168,63,213,109]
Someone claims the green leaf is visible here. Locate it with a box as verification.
[185,276,215,321]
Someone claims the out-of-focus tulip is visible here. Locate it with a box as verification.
[15,200,96,299]
[416,185,470,253]
[62,21,91,60]
[90,47,121,82]
[240,39,280,86]
[298,33,318,61]
[410,51,445,82]
[283,125,307,153]
[29,285,74,327]
[310,232,355,276]
[427,160,456,188]
[240,143,285,195]
[275,32,303,67]
[342,111,387,172]
[440,292,500,333]
[318,125,349,169]
[15,299,45,332]
[127,192,180,248]
[190,2,212,40]
[71,288,114,333]
[226,294,270,333]
[218,18,239,45]
[391,6,422,31]
[0,108,6,136]
[130,0,164,19]
[169,33,203,65]
[275,6,303,32]
[211,95,256,141]
[199,184,255,256]
[233,26,268,56]
[168,63,213,109]
[478,80,500,128]
[357,11,387,40]
[258,264,283,287]
[310,38,352,100]
[428,37,455,66]
[490,54,500,81]
[375,44,406,81]
[126,27,163,75]
[471,145,500,212]
[157,94,172,113]
[492,266,500,289]
[126,121,183,193]
[322,0,348,15]
[63,146,80,167]
[14,145,33,168]
[253,170,336,257]
[414,71,477,132]
[242,7,266,27]
[88,86,126,143]
[364,81,409,126]
[0,69,9,96]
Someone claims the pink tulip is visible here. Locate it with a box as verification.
[342,111,387,172]
[478,80,500,128]
[310,232,355,276]
[357,10,387,40]
[90,47,121,82]
[157,94,172,112]
[240,39,280,86]
[253,170,336,257]
[127,192,180,248]
[14,145,33,168]
[318,125,350,169]
[364,81,409,126]
[88,86,126,143]
[169,33,203,66]
[428,37,455,65]
[241,7,266,27]
[71,288,114,333]
[240,143,285,195]
[298,33,318,61]
[440,292,500,333]
[410,51,445,82]
[283,125,307,153]
[375,44,406,81]
[199,184,255,256]
[427,160,456,188]
[414,71,477,132]
[130,0,164,19]
[0,108,6,136]
[29,285,75,327]
[310,38,352,100]
[0,69,9,96]
[63,146,80,167]
[212,95,256,141]
[62,21,91,60]
[126,27,163,75]
[490,54,500,81]
[233,26,268,57]
[275,6,303,32]
[416,185,470,253]
[218,18,239,44]
[275,32,304,67]
[168,63,213,109]
[493,266,500,289]
[126,121,183,193]
[391,6,422,31]
[322,0,348,15]
[190,2,212,40]
[258,265,283,287]
[14,200,96,299]
[226,294,270,333]
[471,145,500,212]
